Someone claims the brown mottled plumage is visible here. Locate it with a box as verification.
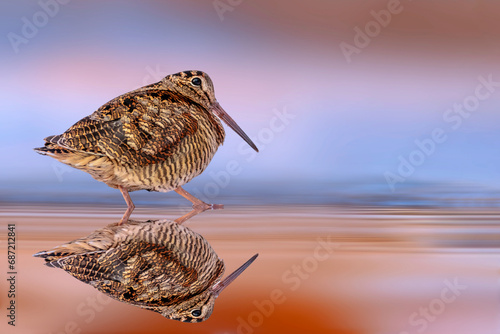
[34,70,258,224]
[33,219,258,322]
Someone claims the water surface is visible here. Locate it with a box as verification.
[1,204,499,334]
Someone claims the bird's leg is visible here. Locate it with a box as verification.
[118,186,135,225]
[173,187,223,224]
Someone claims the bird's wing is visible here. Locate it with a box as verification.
[49,240,204,308]
[46,89,201,166]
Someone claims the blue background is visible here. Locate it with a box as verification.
[2,0,500,206]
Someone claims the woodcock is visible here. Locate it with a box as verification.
[34,219,258,322]
[35,70,258,224]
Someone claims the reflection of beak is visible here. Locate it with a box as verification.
[212,103,259,152]
[212,254,259,296]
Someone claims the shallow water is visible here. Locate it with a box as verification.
[1,204,500,334]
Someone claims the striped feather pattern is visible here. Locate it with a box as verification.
[34,71,226,193]
[34,220,225,319]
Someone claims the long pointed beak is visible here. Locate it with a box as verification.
[212,254,259,296]
[212,103,259,152]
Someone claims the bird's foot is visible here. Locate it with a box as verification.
[211,203,224,210]
[194,202,224,211]
[173,187,224,224]
[174,202,224,224]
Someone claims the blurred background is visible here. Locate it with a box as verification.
[1,1,500,333]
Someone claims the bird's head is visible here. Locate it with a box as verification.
[162,70,258,152]
[159,253,258,323]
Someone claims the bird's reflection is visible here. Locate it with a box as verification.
[34,220,258,322]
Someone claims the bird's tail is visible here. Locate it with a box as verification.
[34,135,71,156]
[33,225,116,265]
[34,135,108,171]
[33,145,71,156]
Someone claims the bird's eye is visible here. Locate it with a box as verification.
[191,309,202,317]
[191,77,202,86]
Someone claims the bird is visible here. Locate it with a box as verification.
[33,219,258,322]
[34,70,258,224]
